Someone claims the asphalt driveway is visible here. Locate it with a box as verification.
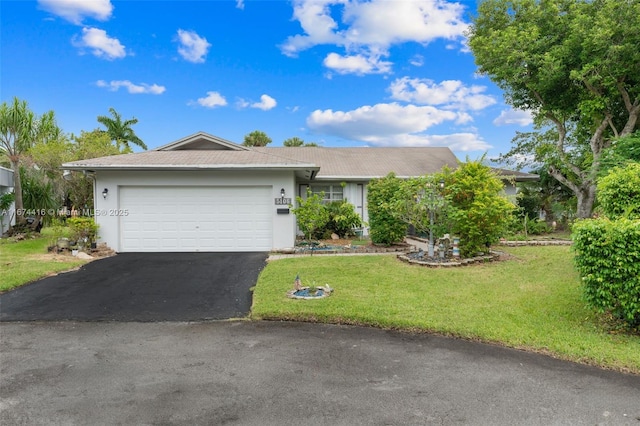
[0,252,268,321]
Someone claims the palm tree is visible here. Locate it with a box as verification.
[283,137,304,147]
[97,108,147,152]
[0,97,59,222]
[242,130,272,147]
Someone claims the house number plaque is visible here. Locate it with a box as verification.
[275,198,292,205]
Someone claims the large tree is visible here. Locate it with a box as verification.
[97,107,147,152]
[29,129,121,211]
[242,130,272,147]
[0,97,60,220]
[468,0,640,218]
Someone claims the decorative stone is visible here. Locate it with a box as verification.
[398,251,501,268]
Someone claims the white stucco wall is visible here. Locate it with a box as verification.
[0,166,15,235]
[93,170,297,252]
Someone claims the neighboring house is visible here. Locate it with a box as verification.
[62,132,537,253]
[0,166,15,235]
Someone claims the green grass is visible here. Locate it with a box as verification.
[0,235,88,292]
[252,246,640,374]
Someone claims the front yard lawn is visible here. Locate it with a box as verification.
[252,246,640,374]
[0,236,89,292]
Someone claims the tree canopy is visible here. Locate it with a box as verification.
[0,97,60,218]
[28,129,122,211]
[283,137,318,147]
[598,132,640,178]
[242,130,272,147]
[97,107,147,152]
[467,0,640,218]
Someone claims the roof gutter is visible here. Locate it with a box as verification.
[62,163,320,173]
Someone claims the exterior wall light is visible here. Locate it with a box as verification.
[102,188,109,199]
[280,188,286,198]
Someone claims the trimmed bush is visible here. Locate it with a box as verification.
[324,200,362,238]
[597,162,640,220]
[572,218,640,329]
[445,160,515,257]
[367,173,407,245]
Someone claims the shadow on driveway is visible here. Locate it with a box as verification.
[0,252,268,322]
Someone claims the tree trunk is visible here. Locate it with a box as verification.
[10,159,25,224]
[548,165,597,219]
[575,184,596,219]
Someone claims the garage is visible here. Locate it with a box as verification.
[61,132,319,252]
[119,186,272,252]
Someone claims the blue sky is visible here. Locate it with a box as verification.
[1,0,533,160]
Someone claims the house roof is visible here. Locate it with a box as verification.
[62,150,319,178]
[253,146,459,180]
[153,131,250,152]
[62,132,537,182]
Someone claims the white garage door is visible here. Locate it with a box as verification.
[119,186,272,252]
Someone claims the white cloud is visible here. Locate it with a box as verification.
[341,0,468,46]
[96,80,165,94]
[194,91,227,108]
[493,109,534,126]
[72,27,125,60]
[176,29,211,63]
[236,98,250,109]
[251,94,277,111]
[281,0,468,75]
[280,0,343,57]
[307,102,456,138]
[236,0,245,10]
[389,77,496,111]
[366,133,492,152]
[409,55,425,67]
[306,102,489,151]
[38,0,113,24]
[323,52,392,75]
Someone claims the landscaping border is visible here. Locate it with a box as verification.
[497,240,572,246]
[397,251,501,268]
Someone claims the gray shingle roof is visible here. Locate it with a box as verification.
[253,147,459,179]
[62,132,537,181]
[62,150,317,171]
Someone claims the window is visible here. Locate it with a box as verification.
[308,184,343,203]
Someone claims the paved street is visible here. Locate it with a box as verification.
[1,321,639,425]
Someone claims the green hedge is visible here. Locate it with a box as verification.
[597,162,640,220]
[367,173,407,245]
[572,218,640,328]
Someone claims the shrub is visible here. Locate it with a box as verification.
[20,167,58,226]
[445,160,515,256]
[291,190,329,241]
[572,218,640,329]
[391,176,448,239]
[507,215,552,237]
[67,216,99,247]
[597,162,640,220]
[367,173,407,245]
[324,200,362,238]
